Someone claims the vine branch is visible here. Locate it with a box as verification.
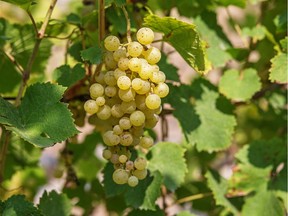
[98,0,105,44]
[174,192,212,205]
[15,0,58,106]
[27,10,38,36]
[2,50,24,74]
[122,6,131,43]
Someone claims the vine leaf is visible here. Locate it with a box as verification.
[219,68,261,101]
[205,171,239,215]
[53,63,85,88]
[194,11,233,68]
[144,14,209,74]
[242,189,285,216]
[229,138,287,211]
[0,195,42,216]
[167,79,236,152]
[81,45,103,65]
[177,211,197,216]
[148,142,187,191]
[38,190,72,216]
[0,82,79,147]
[269,52,288,83]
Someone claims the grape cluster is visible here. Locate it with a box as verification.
[84,27,169,187]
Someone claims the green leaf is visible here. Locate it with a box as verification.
[194,12,232,68]
[148,142,187,191]
[53,64,85,88]
[219,68,261,101]
[187,82,236,152]
[0,0,35,9]
[38,190,72,216]
[81,45,103,64]
[0,83,78,147]
[229,138,287,194]
[141,171,163,210]
[158,53,179,81]
[0,195,42,216]
[242,190,285,216]
[144,14,208,74]
[205,171,239,215]
[67,13,82,26]
[269,52,288,83]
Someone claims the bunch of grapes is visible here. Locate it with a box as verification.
[84,27,169,187]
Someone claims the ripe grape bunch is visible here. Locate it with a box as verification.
[84,27,169,187]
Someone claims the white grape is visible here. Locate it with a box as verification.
[136,27,154,45]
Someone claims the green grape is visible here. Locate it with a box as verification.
[104,35,120,51]
[102,149,112,160]
[119,116,132,130]
[135,94,147,110]
[131,136,141,146]
[112,169,129,184]
[120,132,133,146]
[103,130,114,146]
[139,62,153,80]
[125,160,134,170]
[95,71,106,84]
[136,27,154,45]
[118,57,130,71]
[104,71,117,86]
[145,114,159,128]
[84,100,99,114]
[97,105,111,120]
[139,136,153,149]
[113,46,127,61]
[128,176,139,187]
[128,41,143,57]
[111,104,124,118]
[117,76,131,90]
[110,154,120,164]
[145,94,161,110]
[128,57,141,72]
[150,71,166,84]
[130,110,145,126]
[114,68,126,80]
[143,47,161,64]
[119,155,128,163]
[131,78,143,91]
[118,88,136,102]
[130,125,144,137]
[96,96,106,106]
[113,125,123,135]
[104,86,117,97]
[133,169,147,180]
[134,157,147,170]
[104,52,118,69]
[154,82,169,98]
[120,101,136,114]
[90,83,104,99]
[135,80,150,95]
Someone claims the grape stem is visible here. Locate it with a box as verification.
[0,128,11,183]
[98,0,105,44]
[122,6,132,43]
[174,192,212,205]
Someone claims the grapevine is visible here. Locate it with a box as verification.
[84,27,169,186]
